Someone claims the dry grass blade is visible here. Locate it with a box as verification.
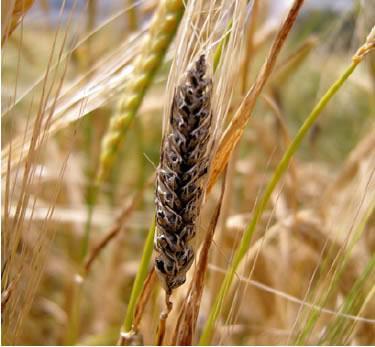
[133,268,157,329]
[207,0,305,192]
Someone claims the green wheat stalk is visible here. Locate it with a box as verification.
[120,217,156,335]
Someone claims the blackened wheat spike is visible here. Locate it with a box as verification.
[154,54,212,293]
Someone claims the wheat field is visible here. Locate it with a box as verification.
[1,0,375,346]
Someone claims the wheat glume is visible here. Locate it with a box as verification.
[154,54,212,293]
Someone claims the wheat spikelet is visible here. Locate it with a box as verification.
[97,0,185,182]
[154,54,212,293]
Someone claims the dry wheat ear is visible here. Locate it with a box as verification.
[154,54,213,294]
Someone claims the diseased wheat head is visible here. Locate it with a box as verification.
[154,54,212,293]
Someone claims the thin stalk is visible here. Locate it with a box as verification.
[120,217,156,336]
[81,116,98,262]
[199,32,373,344]
[64,275,84,345]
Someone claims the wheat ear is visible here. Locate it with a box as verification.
[97,0,185,182]
[154,54,212,293]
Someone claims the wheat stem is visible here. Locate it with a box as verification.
[199,27,374,346]
[97,0,185,182]
[121,217,156,334]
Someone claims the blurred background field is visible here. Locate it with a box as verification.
[1,0,375,345]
